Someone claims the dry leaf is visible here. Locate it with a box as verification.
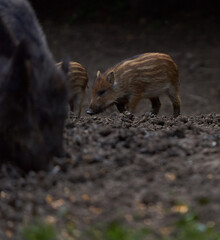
[51,199,65,209]
[45,215,57,224]
[207,174,213,179]
[0,191,9,199]
[45,194,53,204]
[89,206,102,215]
[82,194,90,201]
[165,172,176,181]
[160,226,174,235]
[70,195,76,203]
[5,230,13,238]
[171,204,188,214]
[125,214,133,222]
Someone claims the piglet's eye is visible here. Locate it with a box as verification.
[97,90,106,96]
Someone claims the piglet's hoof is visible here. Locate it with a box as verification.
[87,109,94,115]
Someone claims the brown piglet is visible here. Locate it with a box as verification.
[57,61,88,117]
[87,53,181,117]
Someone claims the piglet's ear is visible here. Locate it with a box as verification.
[96,70,101,78]
[107,71,115,85]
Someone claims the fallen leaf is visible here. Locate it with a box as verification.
[160,226,174,235]
[5,230,13,238]
[0,191,10,199]
[89,206,102,215]
[70,195,76,203]
[45,215,57,224]
[171,204,188,214]
[82,194,90,201]
[165,172,176,181]
[45,194,53,204]
[51,199,65,209]
[207,174,213,179]
[125,214,133,222]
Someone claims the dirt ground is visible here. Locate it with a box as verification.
[0,18,219,239]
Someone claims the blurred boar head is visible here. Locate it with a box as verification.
[36,60,69,157]
[0,41,50,172]
[0,0,70,159]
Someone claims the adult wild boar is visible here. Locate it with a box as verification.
[0,0,69,171]
[0,40,50,172]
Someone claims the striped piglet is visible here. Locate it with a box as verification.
[57,61,88,117]
[87,53,181,117]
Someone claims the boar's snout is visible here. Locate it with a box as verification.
[87,109,94,115]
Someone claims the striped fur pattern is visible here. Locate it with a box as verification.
[57,61,88,116]
[88,53,181,117]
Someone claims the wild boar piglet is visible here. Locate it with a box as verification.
[87,53,181,117]
[57,61,88,117]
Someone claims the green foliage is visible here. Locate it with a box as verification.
[21,214,220,240]
[87,221,150,240]
[22,221,57,240]
[165,214,220,240]
[86,215,220,240]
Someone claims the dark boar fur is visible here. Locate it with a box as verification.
[0,41,50,172]
[0,0,69,171]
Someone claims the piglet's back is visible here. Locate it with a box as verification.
[105,53,178,88]
[69,62,88,87]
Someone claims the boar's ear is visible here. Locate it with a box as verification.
[107,71,115,85]
[8,40,31,94]
[61,59,69,75]
[0,17,16,57]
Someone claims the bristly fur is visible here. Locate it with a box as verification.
[57,61,88,116]
[0,0,69,171]
[88,53,181,117]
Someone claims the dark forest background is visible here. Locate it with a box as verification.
[27,0,220,117]
[30,0,219,24]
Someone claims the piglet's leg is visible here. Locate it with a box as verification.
[167,87,181,117]
[69,98,75,112]
[116,96,128,113]
[77,92,85,117]
[127,95,142,113]
[116,103,126,113]
[149,97,161,115]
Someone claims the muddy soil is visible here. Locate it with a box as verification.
[0,19,219,239]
